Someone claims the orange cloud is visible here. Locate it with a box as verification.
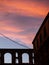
[0,0,49,17]
[0,20,24,33]
[0,20,35,46]
[0,0,49,48]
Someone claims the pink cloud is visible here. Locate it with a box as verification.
[0,0,49,48]
[0,0,49,17]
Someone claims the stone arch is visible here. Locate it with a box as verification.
[4,53,12,64]
[22,53,29,63]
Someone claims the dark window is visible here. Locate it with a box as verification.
[35,41,37,50]
[0,59,1,64]
[34,43,36,50]
[0,53,1,57]
[35,39,38,50]
[37,39,38,47]
[40,34,42,43]
[43,27,47,37]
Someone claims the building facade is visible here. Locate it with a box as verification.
[32,13,49,65]
[0,49,34,65]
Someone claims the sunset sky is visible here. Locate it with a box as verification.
[0,0,49,49]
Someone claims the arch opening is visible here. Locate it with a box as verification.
[15,53,19,64]
[22,53,29,63]
[4,53,12,64]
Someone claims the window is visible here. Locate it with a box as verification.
[0,59,1,64]
[0,53,1,57]
[22,53,29,63]
[43,27,47,37]
[34,43,36,49]
[15,53,19,64]
[35,39,38,50]
[16,53,18,57]
[32,53,34,57]
[16,59,19,64]
[35,41,37,50]
[32,53,34,64]
[40,34,42,43]
[37,39,38,47]
[4,53,12,64]
[33,58,34,64]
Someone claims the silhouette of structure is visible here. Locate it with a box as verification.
[0,30,34,65]
[0,13,49,65]
[32,13,49,65]
[0,49,34,65]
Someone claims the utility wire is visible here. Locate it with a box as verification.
[0,33,30,48]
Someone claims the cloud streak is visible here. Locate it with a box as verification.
[0,0,49,48]
[0,0,49,16]
[0,13,43,46]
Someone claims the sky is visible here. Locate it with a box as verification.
[0,0,49,49]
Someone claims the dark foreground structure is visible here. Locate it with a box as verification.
[32,13,49,65]
[0,13,49,65]
[0,49,34,65]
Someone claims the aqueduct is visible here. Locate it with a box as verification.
[0,49,34,65]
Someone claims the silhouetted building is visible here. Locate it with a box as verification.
[32,13,49,65]
[0,49,34,65]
